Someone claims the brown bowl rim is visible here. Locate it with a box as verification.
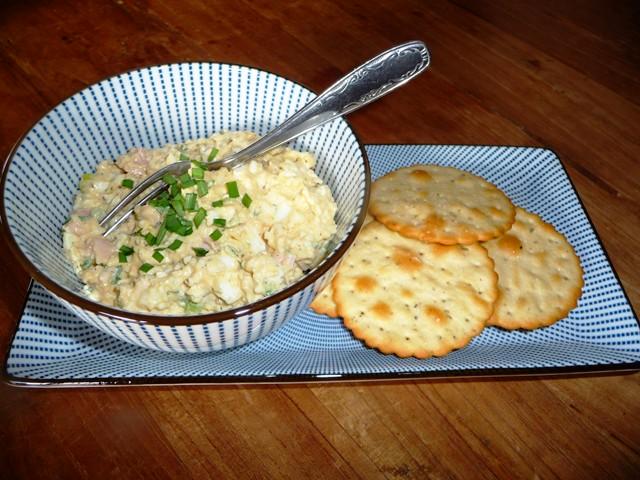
[0,61,371,327]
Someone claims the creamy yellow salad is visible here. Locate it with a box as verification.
[63,131,337,315]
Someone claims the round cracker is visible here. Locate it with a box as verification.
[370,165,515,245]
[333,221,498,358]
[482,207,583,330]
[309,212,374,318]
[309,283,338,317]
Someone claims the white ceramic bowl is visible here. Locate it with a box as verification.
[1,63,370,353]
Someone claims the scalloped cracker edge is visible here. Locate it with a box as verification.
[482,207,583,330]
[333,221,498,358]
[370,165,515,245]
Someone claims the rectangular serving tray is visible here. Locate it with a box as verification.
[4,145,639,387]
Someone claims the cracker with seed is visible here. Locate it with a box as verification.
[309,212,374,318]
[482,207,583,330]
[370,165,515,245]
[333,221,498,358]
[309,282,338,317]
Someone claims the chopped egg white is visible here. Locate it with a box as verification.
[63,131,337,315]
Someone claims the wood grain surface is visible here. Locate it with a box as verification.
[1,1,639,478]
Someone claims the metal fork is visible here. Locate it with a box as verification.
[99,40,430,236]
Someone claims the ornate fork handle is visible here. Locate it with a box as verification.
[100,41,430,234]
[213,40,430,170]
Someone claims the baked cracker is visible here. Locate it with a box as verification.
[309,283,338,317]
[309,212,374,318]
[482,207,583,330]
[333,221,498,358]
[370,165,515,245]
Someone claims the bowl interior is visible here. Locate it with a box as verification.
[2,63,368,319]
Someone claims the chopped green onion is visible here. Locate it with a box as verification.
[184,301,201,314]
[191,159,207,169]
[168,239,183,250]
[121,178,134,189]
[213,218,226,227]
[118,251,127,263]
[207,147,219,162]
[166,214,192,234]
[193,207,207,228]
[171,196,185,217]
[170,183,181,197]
[165,214,182,233]
[185,303,200,313]
[180,173,196,188]
[119,245,134,256]
[211,199,224,208]
[196,180,208,197]
[184,192,197,211]
[139,263,154,273]
[210,229,223,241]
[226,181,240,198]
[180,152,191,162]
[176,223,193,236]
[152,251,164,262]
[82,173,93,181]
[155,220,167,245]
[162,174,177,185]
[241,193,252,208]
[192,247,208,257]
[144,233,156,246]
[149,196,170,209]
[153,206,170,217]
[191,167,204,180]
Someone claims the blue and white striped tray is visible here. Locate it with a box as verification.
[5,145,639,386]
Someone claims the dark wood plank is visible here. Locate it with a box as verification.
[452,0,640,105]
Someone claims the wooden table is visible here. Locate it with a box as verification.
[1,1,639,478]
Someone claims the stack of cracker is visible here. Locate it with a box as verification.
[311,165,583,359]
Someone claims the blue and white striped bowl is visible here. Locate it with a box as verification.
[0,63,370,353]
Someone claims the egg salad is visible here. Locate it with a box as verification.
[63,131,337,315]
